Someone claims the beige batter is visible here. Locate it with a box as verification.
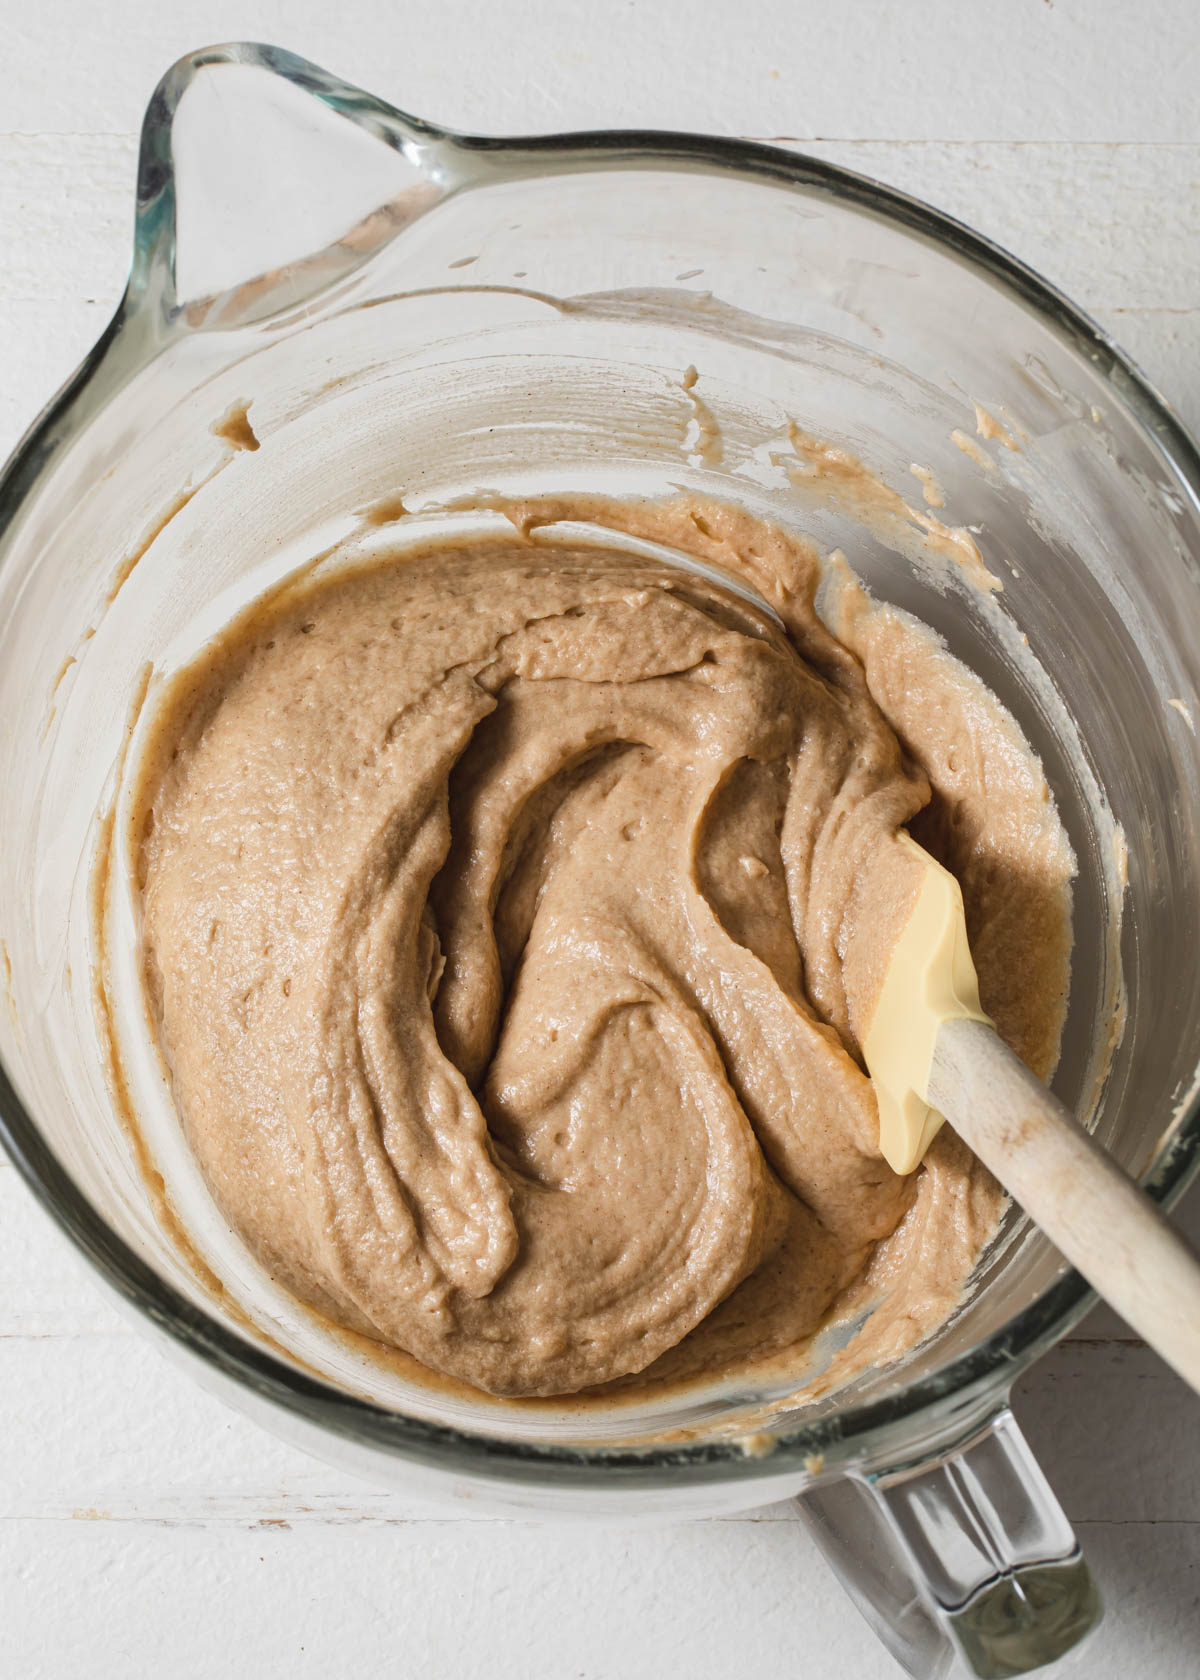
[132,494,1073,1400]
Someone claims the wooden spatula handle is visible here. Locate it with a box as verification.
[930,1015,1200,1395]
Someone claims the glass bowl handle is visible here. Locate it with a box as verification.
[795,1407,1102,1677]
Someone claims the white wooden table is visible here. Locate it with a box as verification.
[3,4,1198,1675]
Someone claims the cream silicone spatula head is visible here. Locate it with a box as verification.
[859,833,1200,1396]
[862,832,992,1176]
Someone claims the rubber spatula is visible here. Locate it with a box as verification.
[862,832,1200,1394]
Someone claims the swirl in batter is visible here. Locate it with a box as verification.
[133,496,1073,1398]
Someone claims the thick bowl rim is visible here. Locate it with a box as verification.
[2,49,1199,1492]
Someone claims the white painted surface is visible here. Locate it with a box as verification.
[2,2,1199,1675]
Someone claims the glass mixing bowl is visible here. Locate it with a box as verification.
[2,43,1198,1680]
